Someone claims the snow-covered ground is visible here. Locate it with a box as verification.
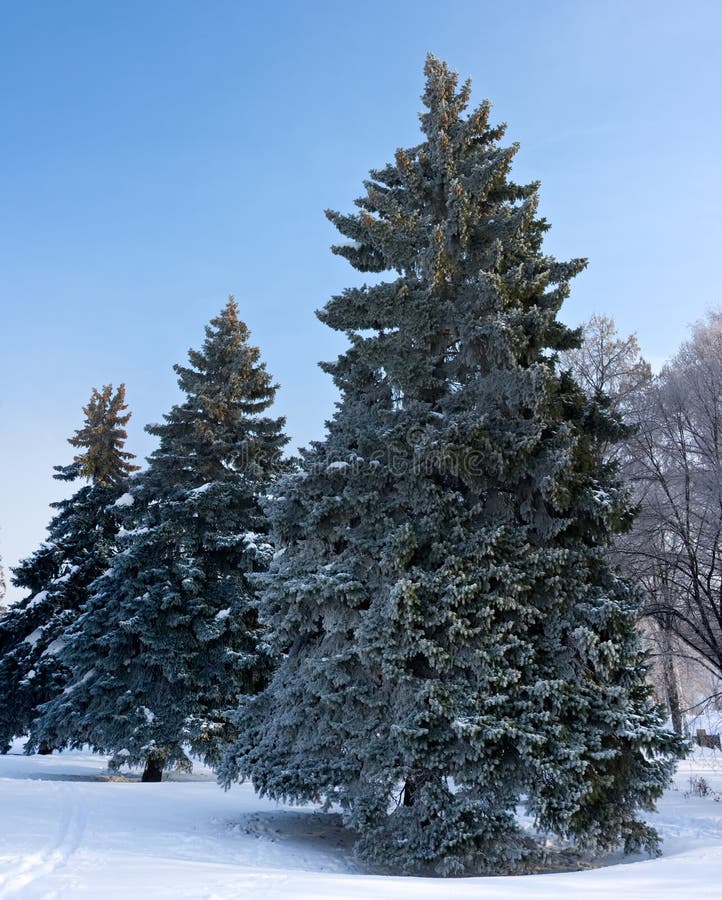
[0,740,721,899]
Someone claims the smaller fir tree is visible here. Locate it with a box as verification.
[69,384,140,485]
[32,298,289,780]
[0,385,138,753]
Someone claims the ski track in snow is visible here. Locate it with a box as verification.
[0,783,87,898]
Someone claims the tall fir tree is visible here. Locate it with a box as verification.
[32,299,289,781]
[0,384,138,753]
[220,56,683,874]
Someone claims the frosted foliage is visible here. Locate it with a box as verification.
[0,383,135,753]
[220,57,683,875]
[31,298,290,776]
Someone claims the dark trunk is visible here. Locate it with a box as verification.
[141,755,165,782]
[402,777,415,807]
[661,629,683,734]
[38,741,53,755]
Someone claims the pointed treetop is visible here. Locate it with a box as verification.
[147,296,287,482]
[200,295,248,346]
[176,296,255,381]
[67,384,139,486]
[421,53,472,129]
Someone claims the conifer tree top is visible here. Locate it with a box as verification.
[320,53,585,409]
[64,384,138,486]
[146,295,287,484]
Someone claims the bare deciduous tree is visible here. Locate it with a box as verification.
[622,313,722,724]
[560,315,689,730]
[559,314,651,413]
[560,314,652,463]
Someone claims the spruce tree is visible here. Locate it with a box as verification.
[220,56,683,874]
[32,298,289,781]
[0,385,138,753]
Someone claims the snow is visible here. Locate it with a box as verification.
[113,493,135,508]
[25,591,48,610]
[189,483,214,497]
[41,637,66,657]
[61,669,95,695]
[53,566,80,585]
[117,526,149,538]
[21,627,43,648]
[0,745,721,898]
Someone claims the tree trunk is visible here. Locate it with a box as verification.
[141,755,165,782]
[661,627,683,734]
[402,776,415,808]
[37,741,53,755]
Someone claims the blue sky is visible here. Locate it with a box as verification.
[1,0,721,600]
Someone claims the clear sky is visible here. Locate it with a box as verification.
[1,0,721,602]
